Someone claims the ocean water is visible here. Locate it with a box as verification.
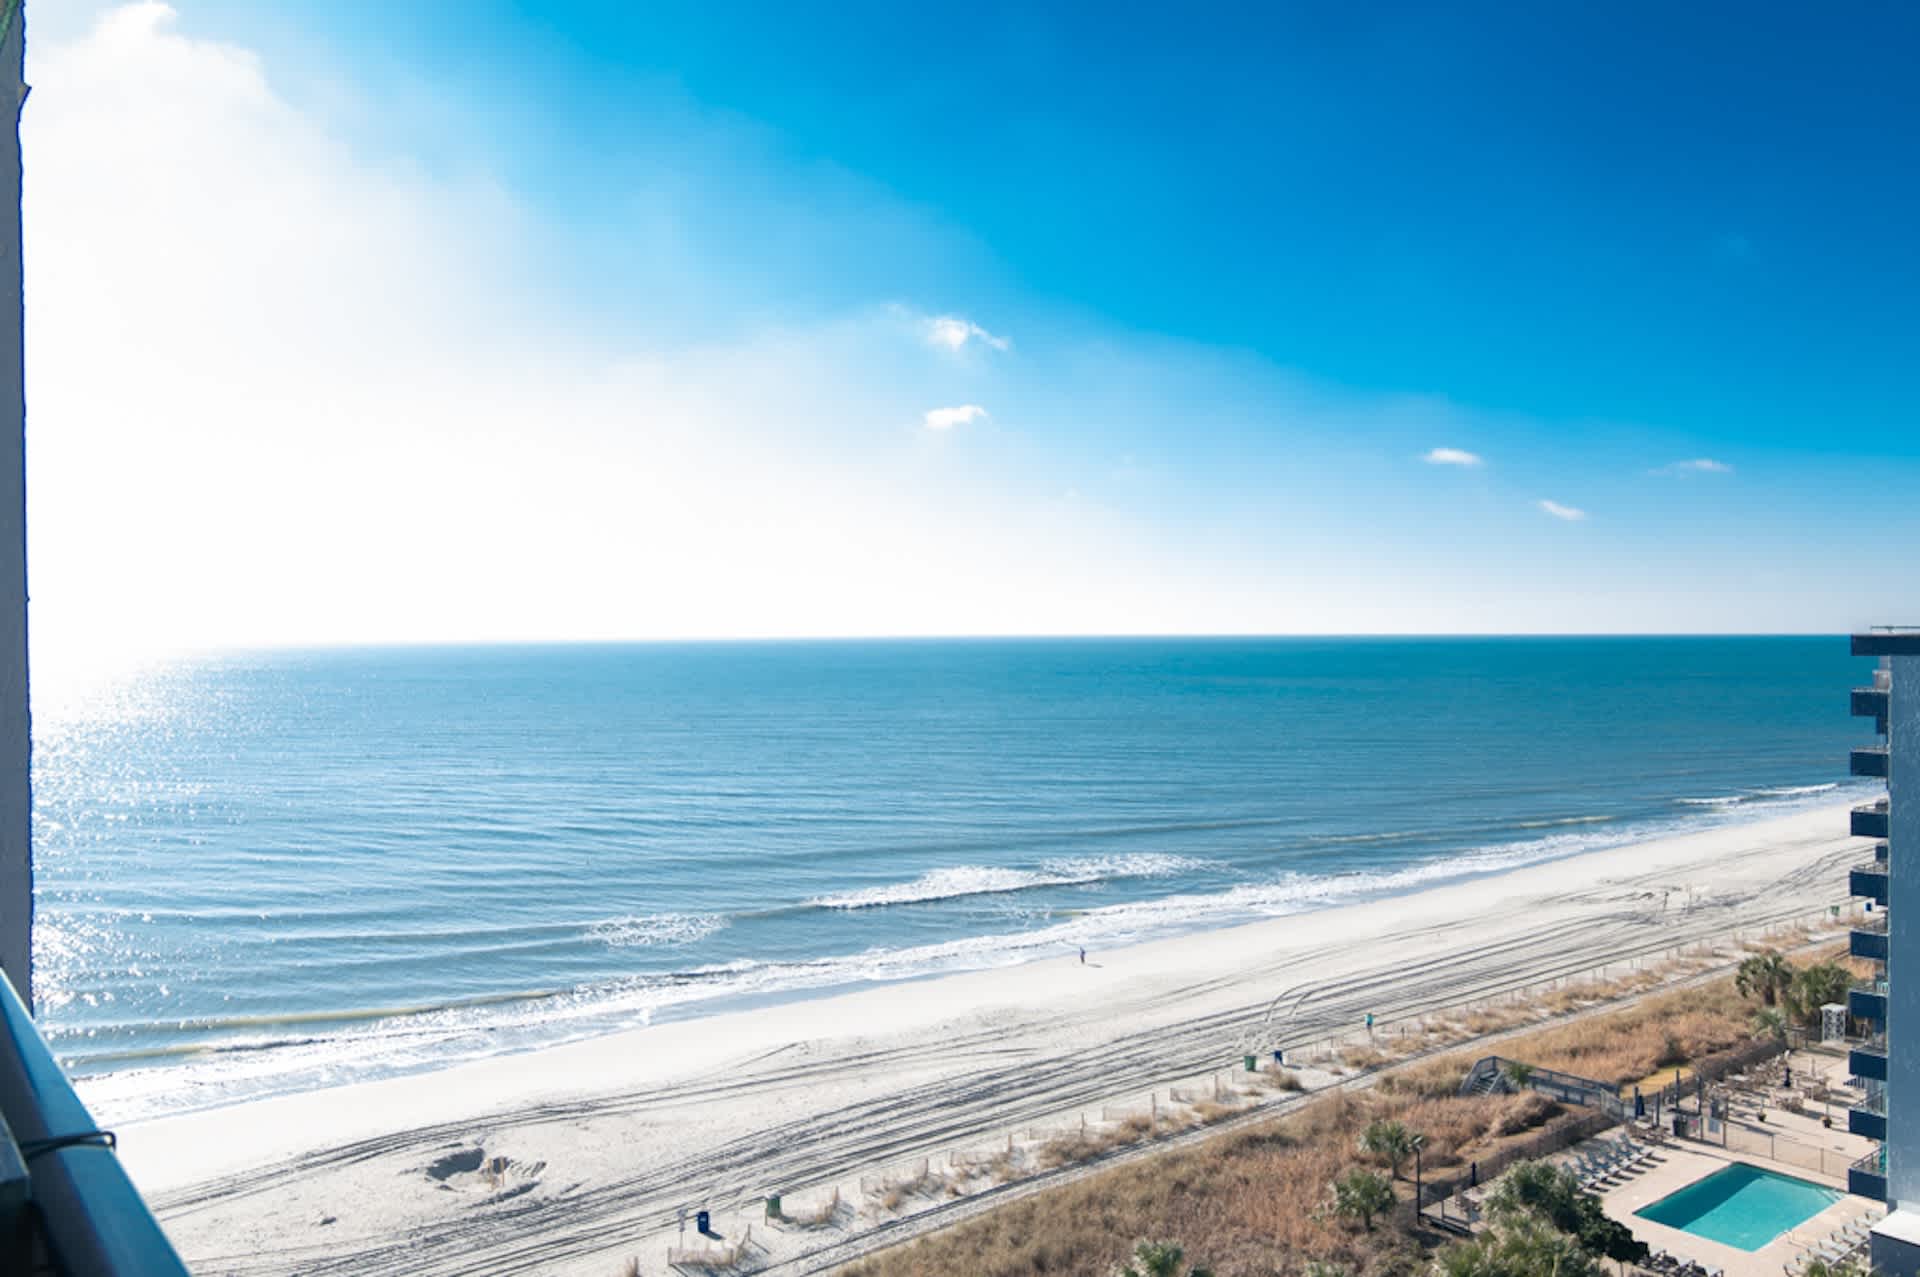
[30,637,1873,1121]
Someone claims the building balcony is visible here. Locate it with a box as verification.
[1854,801,1891,840]
[1854,629,1920,657]
[1851,1108,1888,1141]
[1852,913,1890,963]
[0,968,190,1275]
[1853,745,1891,778]
[1851,1035,1889,1082]
[1850,1094,1888,1141]
[1850,983,1888,1025]
[1851,1145,1888,1202]
[1853,862,1890,906]
[1853,685,1891,727]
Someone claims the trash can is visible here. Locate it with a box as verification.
[696,1209,710,1235]
[766,1195,781,1220]
[1672,1115,1687,1138]
[1244,1055,1256,1072]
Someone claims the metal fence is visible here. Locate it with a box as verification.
[1717,1125,1855,1179]
[1635,1034,1785,1118]
[1414,1108,1619,1221]
[1459,1056,1629,1121]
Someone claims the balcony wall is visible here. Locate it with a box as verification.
[1852,988,1889,1023]
[1853,864,1890,905]
[1851,1107,1889,1141]
[1853,926,1891,963]
[1852,1163,1889,1202]
[1854,746,1892,778]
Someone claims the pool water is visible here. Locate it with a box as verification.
[1635,1163,1842,1251]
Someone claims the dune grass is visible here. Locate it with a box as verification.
[841,969,1771,1277]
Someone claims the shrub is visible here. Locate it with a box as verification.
[1357,1120,1424,1179]
[1111,1239,1215,1277]
[1331,1168,1395,1231]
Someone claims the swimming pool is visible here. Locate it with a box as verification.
[1635,1163,1842,1251]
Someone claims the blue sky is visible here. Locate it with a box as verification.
[21,3,1920,657]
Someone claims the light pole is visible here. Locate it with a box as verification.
[1414,1143,1423,1225]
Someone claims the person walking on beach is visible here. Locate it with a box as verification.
[1079,947,1086,965]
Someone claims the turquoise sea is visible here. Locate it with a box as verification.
[30,637,1873,1121]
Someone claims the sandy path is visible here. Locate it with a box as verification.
[117,805,1863,1276]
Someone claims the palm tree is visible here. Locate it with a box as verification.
[1435,1216,1602,1277]
[1788,961,1854,1028]
[1358,1118,1424,1179]
[1751,1007,1790,1045]
[1112,1240,1215,1277]
[1331,1167,1395,1231]
[1736,952,1795,1007]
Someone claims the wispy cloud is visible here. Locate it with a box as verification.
[924,315,1010,353]
[1536,499,1587,522]
[1654,458,1732,476]
[923,404,988,431]
[1423,446,1483,468]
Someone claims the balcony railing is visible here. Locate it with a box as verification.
[1849,1144,1888,1201]
[1850,1036,1889,1082]
[1851,862,1889,905]
[1851,915,1889,962]
[1855,628,1920,656]
[0,969,189,1275]
[1853,801,1890,839]
[1852,746,1891,778]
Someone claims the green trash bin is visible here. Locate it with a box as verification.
[1244,1055,1256,1072]
[767,1195,782,1220]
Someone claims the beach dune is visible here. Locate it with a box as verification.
[118,804,1859,1277]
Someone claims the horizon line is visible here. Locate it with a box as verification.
[33,630,1873,661]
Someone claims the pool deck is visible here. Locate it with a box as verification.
[1553,1044,1877,1277]
[1594,1141,1870,1277]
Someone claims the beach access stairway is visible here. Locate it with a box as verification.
[1459,1056,1629,1121]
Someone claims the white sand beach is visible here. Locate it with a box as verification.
[115,804,1864,1277]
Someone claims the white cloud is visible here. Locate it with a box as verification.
[1423,447,1483,467]
[923,404,988,431]
[924,315,1010,353]
[1655,458,1732,476]
[1536,500,1588,522]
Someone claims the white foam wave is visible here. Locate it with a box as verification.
[807,853,1206,910]
[588,913,727,948]
[75,783,1871,1126]
[1678,781,1844,809]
